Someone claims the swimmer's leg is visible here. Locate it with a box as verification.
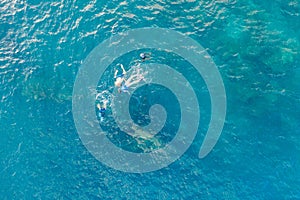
[102,100,108,109]
[125,73,140,83]
[126,77,144,87]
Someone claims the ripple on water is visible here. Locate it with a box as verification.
[0,0,300,198]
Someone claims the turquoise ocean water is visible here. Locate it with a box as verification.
[1,0,300,199]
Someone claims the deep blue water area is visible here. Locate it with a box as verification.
[1,0,299,199]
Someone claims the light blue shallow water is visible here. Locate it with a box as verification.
[1,0,300,199]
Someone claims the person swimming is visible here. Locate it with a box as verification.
[114,64,145,94]
[114,63,127,87]
[140,53,146,60]
[97,100,108,122]
[139,52,151,62]
[119,70,145,93]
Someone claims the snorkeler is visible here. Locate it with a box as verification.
[114,64,145,94]
[139,52,151,62]
[97,100,108,122]
[118,70,145,93]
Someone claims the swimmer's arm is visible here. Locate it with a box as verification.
[114,69,118,78]
[145,53,151,60]
[120,64,126,75]
[145,55,151,61]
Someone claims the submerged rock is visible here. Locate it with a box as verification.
[21,69,73,103]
